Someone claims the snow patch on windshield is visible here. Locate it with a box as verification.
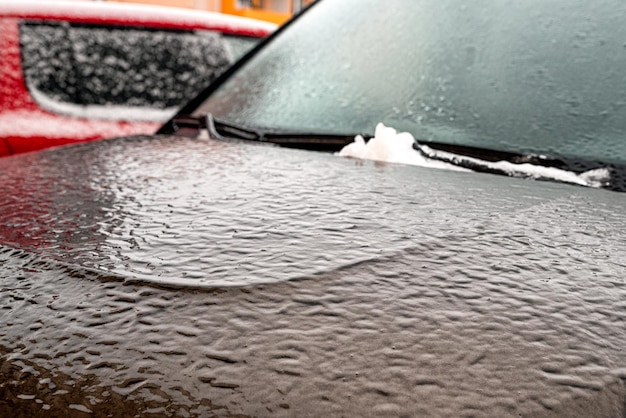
[338,123,611,188]
[578,168,612,188]
[337,124,470,172]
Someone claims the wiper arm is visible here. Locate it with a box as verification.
[158,113,267,140]
[209,115,366,152]
[163,113,366,152]
[208,114,267,142]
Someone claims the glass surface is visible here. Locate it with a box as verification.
[194,0,626,163]
[20,23,233,109]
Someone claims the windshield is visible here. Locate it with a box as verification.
[192,0,626,165]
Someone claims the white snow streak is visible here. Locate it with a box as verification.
[338,123,611,188]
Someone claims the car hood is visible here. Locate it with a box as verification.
[1,135,625,416]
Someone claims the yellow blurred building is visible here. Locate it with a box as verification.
[110,0,316,24]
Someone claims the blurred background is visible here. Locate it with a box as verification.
[74,0,317,24]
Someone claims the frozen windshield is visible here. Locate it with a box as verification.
[193,0,626,164]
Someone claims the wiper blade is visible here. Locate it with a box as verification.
[158,113,264,140]
[160,114,206,137]
[208,114,363,151]
[159,113,362,152]
[413,140,612,188]
[207,114,268,142]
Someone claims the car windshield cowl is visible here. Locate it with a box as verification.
[161,113,624,192]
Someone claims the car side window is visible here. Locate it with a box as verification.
[19,22,80,105]
[19,22,234,118]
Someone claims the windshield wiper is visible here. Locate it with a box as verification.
[209,115,366,151]
[412,140,613,189]
[164,114,565,165]
[160,113,367,152]
[206,114,271,142]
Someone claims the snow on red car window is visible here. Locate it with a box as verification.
[0,0,276,157]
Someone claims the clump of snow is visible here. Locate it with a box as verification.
[337,123,470,172]
[578,167,612,188]
[337,123,611,189]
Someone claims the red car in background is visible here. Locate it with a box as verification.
[0,0,276,157]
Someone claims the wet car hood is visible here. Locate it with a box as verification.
[1,135,626,416]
